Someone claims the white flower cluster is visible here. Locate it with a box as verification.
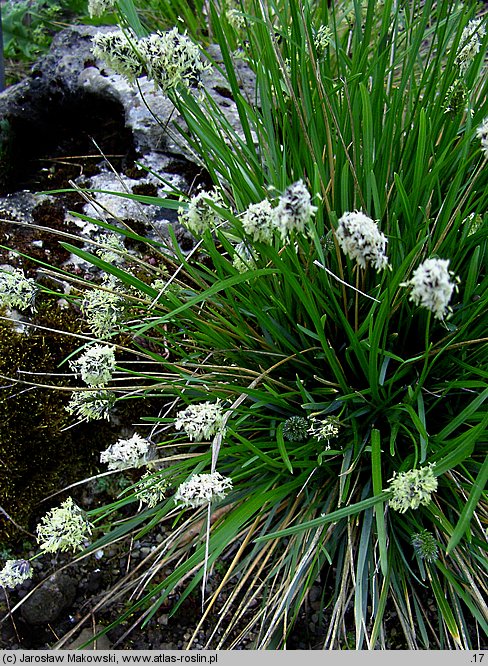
[81,276,125,339]
[175,400,226,441]
[336,211,389,271]
[88,0,116,18]
[241,199,275,244]
[174,472,233,508]
[240,182,317,245]
[96,233,126,265]
[232,242,256,273]
[308,416,340,449]
[0,268,37,311]
[37,497,93,553]
[179,189,223,236]
[273,180,318,241]
[66,389,115,422]
[0,559,33,589]
[92,30,144,82]
[100,433,153,471]
[403,258,457,320]
[136,471,168,508]
[92,27,208,93]
[387,464,438,513]
[476,117,488,160]
[70,344,116,387]
[138,28,209,94]
[226,8,245,32]
[455,18,486,76]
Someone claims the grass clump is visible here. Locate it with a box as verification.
[1,0,487,650]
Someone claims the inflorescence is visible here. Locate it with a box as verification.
[175,400,226,441]
[403,258,457,320]
[92,27,208,94]
[36,498,93,553]
[70,344,116,387]
[66,389,116,422]
[100,433,153,471]
[411,529,439,563]
[0,268,38,311]
[387,464,438,513]
[0,559,33,589]
[174,472,233,509]
[336,211,389,271]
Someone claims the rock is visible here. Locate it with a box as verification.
[0,25,257,193]
[20,572,77,625]
[62,626,112,650]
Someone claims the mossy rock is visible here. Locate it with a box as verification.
[0,298,116,543]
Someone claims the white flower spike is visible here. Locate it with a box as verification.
[336,211,389,271]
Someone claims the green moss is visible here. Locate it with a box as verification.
[0,297,115,543]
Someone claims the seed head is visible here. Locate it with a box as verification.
[282,416,309,442]
[411,530,439,563]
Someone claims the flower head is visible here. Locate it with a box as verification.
[0,268,37,311]
[411,530,439,563]
[92,30,143,82]
[138,28,209,94]
[136,471,169,508]
[476,117,488,160]
[226,8,245,32]
[336,211,389,271]
[37,497,93,553]
[387,464,438,513]
[0,560,33,589]
[175,400,226,441]
[96,233,126,265]
[88,0,116,18]
[314,25,332,57]
[174,472,232,508]
[273,180,317,241]
[241,199,275,244]
[308,416,340,449]
[100,433,153,471]
[66,389,116,422]
[455,18,486,76]
[178,189,223,236]
[81,277,125,339]
[282,416,310,442]
[70,344,116,387]
[403,257,457,320]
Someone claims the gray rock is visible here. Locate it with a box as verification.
[20,572,77,625]
[0,25,257,181]
[62,626,112,650]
